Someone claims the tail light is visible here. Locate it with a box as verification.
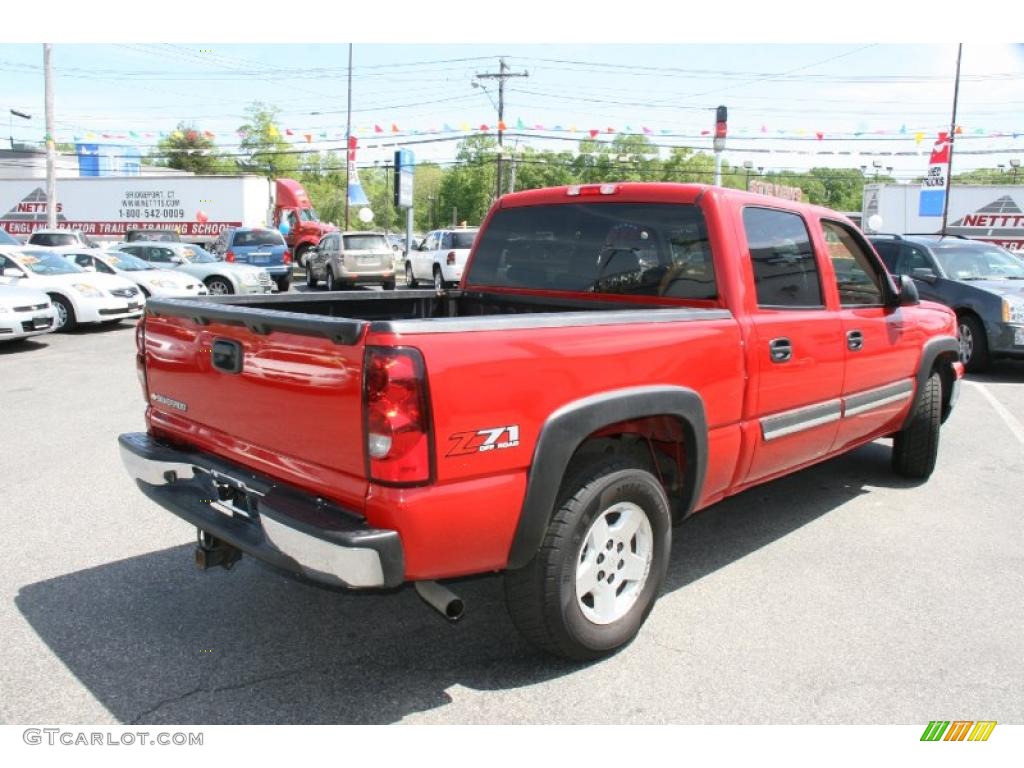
[283,250,292,265]
[363,346,432,485]
[225,250,235,262]
[446,251,456,265]
[135,316,148,402]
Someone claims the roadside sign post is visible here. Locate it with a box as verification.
[395,148,415,258]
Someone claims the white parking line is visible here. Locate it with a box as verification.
[964,380,1024,446]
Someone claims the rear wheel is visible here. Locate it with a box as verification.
[275,276,291,293]
[892,371,942,479]
[382,279,396,290]
[957,314,990,372]
[205,277,234,296]
[325,268,336,291]
[306,264,319,289]
[295,244,310,269]
[405,262,418,288]
[433,266,445,291]
[50,294,77,332]
[504,457,671,661]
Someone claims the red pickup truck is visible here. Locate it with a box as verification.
[120,183,963,660]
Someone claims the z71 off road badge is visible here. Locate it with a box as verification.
[447,425,520,457]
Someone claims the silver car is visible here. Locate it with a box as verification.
[118,242,274,296]
[57,248,208,299]
[306,231,396,290]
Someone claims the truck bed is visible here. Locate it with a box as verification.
[145,288,727,343]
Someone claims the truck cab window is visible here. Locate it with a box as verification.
[820,220,884,306]
[742,207,823,308]
[467,203,716,300]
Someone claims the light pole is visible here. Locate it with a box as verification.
[9,108,31,151]
[1011,158,1021,184]
[872,160,882,181]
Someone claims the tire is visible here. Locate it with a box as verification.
[504,457,671,661]
[382,279,396,290]
[276,276,291,293]
[205,277,234,296]
[433,266,445,291]
[50,294,77,332]
[957,314,990,373]
[325,268,336,292]
[405,262,418,288]
[306,264,319,289]
[892,371,942,479]
[295,245,310,269]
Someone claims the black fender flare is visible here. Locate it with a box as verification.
[506,385,708,570]
[904,335,959,429]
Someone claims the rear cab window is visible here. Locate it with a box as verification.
[742,207,823,308]
[343,234,388,251]
[466,202,717,301]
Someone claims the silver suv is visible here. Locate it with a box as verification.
[306,231,396,290]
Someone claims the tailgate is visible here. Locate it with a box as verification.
[141,301,369,509]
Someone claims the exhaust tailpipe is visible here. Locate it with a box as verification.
[415,580,464,622]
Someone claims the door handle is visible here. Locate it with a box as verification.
[769,338,792,363]
[847,330,864,351]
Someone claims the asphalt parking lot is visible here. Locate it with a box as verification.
[1,318,1023,725]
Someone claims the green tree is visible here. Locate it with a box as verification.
[237,102,299,179]
[152,122,236,174]
[438,135,499,227]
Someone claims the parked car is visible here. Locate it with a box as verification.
[121,182,963,660]
[406,227,478,290]
[124,229,181,243]
[118,242,274,296]
[27,228,101,249]
[57,248,207,299]
[0,248,143,331]
[306,231,396,290]
[0,283,57,342]
[210,227,293,292]
[870,234,1024,371]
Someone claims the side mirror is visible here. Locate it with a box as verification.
[2,268,25,278]
[911,267,938,283]
[899,274,920,306]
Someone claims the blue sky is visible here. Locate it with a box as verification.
[2,36,1022,178]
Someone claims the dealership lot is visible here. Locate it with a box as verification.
[1,323,1022,725]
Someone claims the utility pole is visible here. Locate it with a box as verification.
[941,43,963,236]
[43,44,56,229]
[344,43,353,231]
[475,58,528,199]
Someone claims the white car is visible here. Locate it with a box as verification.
[57,248,208,299]
[0,283,57,342]
[405,227,478,290]
[117,242,274,295]
[0,248,144,332]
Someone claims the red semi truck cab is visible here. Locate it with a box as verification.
[273,178,336,267]
[120,183,963,660]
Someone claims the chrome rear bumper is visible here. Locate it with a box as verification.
[118,432,404,589]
